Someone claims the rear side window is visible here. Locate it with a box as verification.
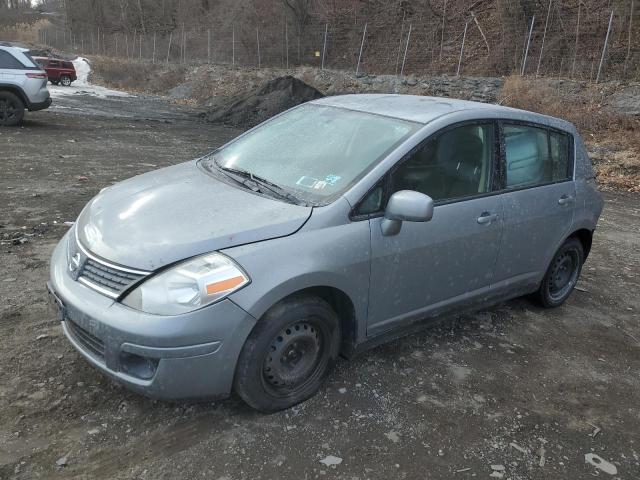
[503,124,572,188]
[0,50,27,69]
[49,60,60,67]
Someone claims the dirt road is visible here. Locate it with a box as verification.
[1,90,639,480]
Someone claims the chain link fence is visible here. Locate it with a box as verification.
[36,2,639,83]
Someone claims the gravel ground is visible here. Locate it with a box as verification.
[0,91,639,480]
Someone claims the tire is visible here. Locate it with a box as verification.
[60,76,72,87]
[234,294,341,412]
[534,237,584,308]
[51,80,59,86]
[0,91,25,127]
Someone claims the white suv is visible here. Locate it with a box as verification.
[0,43,51,126]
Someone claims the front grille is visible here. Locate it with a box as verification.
[66,320,105,361]
[78,258,145,297]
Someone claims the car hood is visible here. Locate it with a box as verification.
[76,161,312,271]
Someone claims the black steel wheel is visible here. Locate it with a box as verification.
[0,91,25,127]
[263,321,323,392]
[535,237,584,308]
[234,295,341,412]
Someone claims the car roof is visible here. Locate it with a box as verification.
[311,93,574,131]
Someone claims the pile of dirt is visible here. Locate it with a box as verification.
[201,75,324,128]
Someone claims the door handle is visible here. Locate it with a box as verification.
[558,195,575,205]
[477,212,499,225]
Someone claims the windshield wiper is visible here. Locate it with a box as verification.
[213,159,306,206]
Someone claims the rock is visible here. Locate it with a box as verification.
[608,85,640,115]
[87,428,100,435]
[509,442,529,454]
[168,81,194,99]
[319,455,342,466]
[385,431,400,443]
[490,465,505,478]
[584,453,617,475]
[56,455,68,467]
[338,387,347,394]
[537,446,546,467]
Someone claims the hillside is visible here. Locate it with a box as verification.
[2,1,639,81]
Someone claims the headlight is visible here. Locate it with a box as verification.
[121,253,249,315]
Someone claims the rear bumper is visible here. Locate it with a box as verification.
[28,96,51,112]
[48,232,257,400]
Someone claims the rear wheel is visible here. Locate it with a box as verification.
[0,91,25,127]
[234,295,341,412]
[60,75,72,86]
[534,237,584,308]
[50,80,59,86]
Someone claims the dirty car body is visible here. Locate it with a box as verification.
[48,94,603,411]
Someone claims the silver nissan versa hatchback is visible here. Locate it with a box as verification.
[48,94,603,412]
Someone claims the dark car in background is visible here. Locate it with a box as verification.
[33,57,76,86]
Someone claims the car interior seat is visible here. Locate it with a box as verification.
[436,129,484,198]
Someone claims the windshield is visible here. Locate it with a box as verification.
[203,104,420,205]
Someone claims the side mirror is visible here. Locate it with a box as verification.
[381,190,434,236]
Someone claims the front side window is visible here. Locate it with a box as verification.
[389,123,495,202]
[504,124,572,188]
[203,104,420,205]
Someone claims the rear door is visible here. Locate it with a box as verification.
[492,123,575,290]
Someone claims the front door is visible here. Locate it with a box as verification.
[365,122,504,335]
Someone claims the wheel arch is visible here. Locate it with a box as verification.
[252,286,358,357]
[568,228,593,260]
[0,84,28,107]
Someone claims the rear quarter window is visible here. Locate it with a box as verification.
[0,50,28,69]
[549,131,572,181]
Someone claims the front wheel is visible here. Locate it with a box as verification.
[60,75,72,86]
[234,295,341,412]
[534,237,584,308]
[0,91,25,126]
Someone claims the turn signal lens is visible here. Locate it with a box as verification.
[206,276,246,295]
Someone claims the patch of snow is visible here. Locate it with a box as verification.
[319,455,342,467]
[49,56,131,99]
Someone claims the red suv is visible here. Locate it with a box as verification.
[33,57,76,86]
